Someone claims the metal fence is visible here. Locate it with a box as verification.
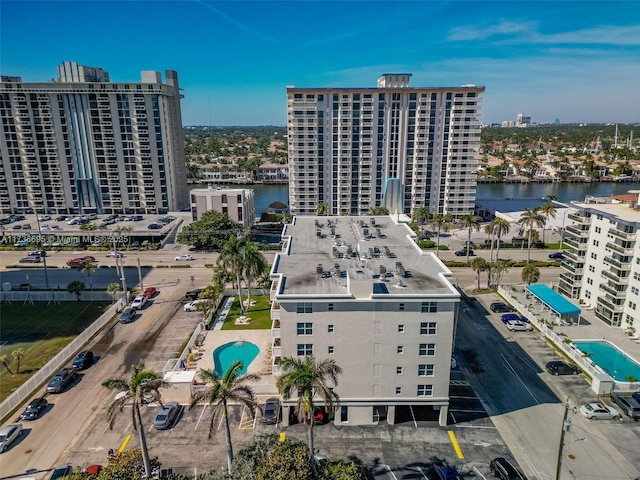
[0,290,113,302]
[0,298,124,421]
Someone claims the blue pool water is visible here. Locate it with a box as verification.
[213,341,259,377]
[573,340,640,381]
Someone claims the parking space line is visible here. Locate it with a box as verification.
[119,434,132,453]
[415,466,430,479]
[473,466,488,479]
[500,353,540,405]
[194,404,208,431]
[448,430,464,459]
[385,465,398,479]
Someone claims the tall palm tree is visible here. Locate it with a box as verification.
[80,261,97,290]
[412,207,431,236]
[218,235,247,314]
[276,356,342,456]
[11,349,24,374]
[459,212,482,263]
[428,214,449,257]
[0,354,14,375]
[486,218,511,263]
[538,201,557,245]
[470,257,488,290]
[101,360,165,478]
[315,202,328,216]
[517,207,546,263]
[67,280,86,301]
[522,264,541,285]
[240,241,267,312]
[189,361,260,474]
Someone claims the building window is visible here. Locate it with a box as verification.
[297,322,313,335]
[420,322,436,335]
[297,344,313,356]
[396,366,403,375]
[397,346,404,354]
[340,406,348,422]
[417,385,433,397]
[398,324,405,333]
[399,303,405,311]
[630,301,637,310]
[631,286,639,296]
[296,302,312,313]
[589,265,595,273]
[328,346,334,354]
[419,343,435,356]
[587,278,593,285]
[593,240,599,247]
[595,226,601,233]
[328,303,334,311]
[395,387,402,395]
[328,324,334,333]
[590,253,597,260]
[421,302,437,313]
[418,364,434,376]
[626,314,634,326]
[585,291,591,299]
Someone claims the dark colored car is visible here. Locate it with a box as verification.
[147,223,162,230]
[454,249,474,256]
[72,350,94,370]
[490,457,526,480]
[119,307,137,324]
[545,361,580,376]
[20,397,48,421]
[28,250,46,257]
[611,393,640,420]
[433,463,462,480]
[185,288,203,300]
[47,368,77,393]
[548,252,564,259]
[261,398,280,424]
[490,302,514,313]
[49,465,72,479]
[153,401,181,430]
[633,392,640,404]
[501,313,522,323]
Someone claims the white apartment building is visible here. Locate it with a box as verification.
[286,74,484,218]
[558,193,640,329]
[0,61,189,215]
[269,216,460,426]
[190,186,255,228]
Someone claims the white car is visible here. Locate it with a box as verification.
[0,423,23,452]
[579,402,621,420]
[175,254,195,261]
[183,300,206,312]
[38,214,51,221]
[106,251,123,258]
[506,320,533,331]
[130,295,147,309]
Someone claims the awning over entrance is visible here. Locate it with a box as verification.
[526,284,581,316]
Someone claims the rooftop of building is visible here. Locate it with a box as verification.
[190,186,253,195]
[572,198,640,225]
[272,216,458,299]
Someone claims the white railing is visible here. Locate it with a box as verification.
[0,291,113,302]
[0,298,124,421]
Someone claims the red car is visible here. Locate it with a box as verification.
[143,286,157,299]
[66,256,96,267]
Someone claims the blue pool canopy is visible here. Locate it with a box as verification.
[526,284,581,316]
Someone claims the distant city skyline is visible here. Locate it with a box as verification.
[2,1,639,126]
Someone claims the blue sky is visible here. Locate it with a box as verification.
[2,1,639,126]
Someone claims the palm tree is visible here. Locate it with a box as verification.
[81,261,97,290]
[470,257,488,290]
[522,264,540,285]
[486,217,511,263]
[240,241,267,312]
[412,207,431,236]
[315,202,328,216]
[428,214,450,257]
[0,354,14,375]
[189,361,260,474]
[102,360,165,478]
[276,356,342,457]
[370,206,389,215]
[517,208,546,263]
[67,280,86,300]
[218,235,247,314]
[11,349,25,374]
[459,212,482,263]
[538,202,557,245]
[106,282,123,303]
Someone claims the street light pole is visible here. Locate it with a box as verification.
[555,398,570,480]
[553,201,572,249]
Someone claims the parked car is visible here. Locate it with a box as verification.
[129,215,144,222]
[38,214,51,221]
[433,463,462,480]
[49,465,72,479]
[130,295,147,309]
[633,392,640,404]
[505,320,533,332]
[20,397,48,421]
[47,368,77,394]
[175,254,195,261]
[28,250,46,257]
[119,307,137,324]
[611,393,640,420]
[501,313,524,323]
[21,223,32,230]
[545,361,580,376]
[13,240,30,247]
[19,255,41,263]
[143,286,157,299]
[106,251,123,258]
[0,423,23,452]
[153,401,181,430]
[85,465,103,476]
[185,288,203,300]
[490,302,514,313]
[72,350,94,370]
[579,402,621,420]
[183,300,206,312]
[454,248,474,256]
[548,252,564,259]
[55,215,69,222]
[160,216,176,224]
[261,398,280,424]
[147,223,162,230]
[490,457,526,480]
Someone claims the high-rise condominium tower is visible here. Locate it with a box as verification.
[0,62,189,215]
[286,74,484,217]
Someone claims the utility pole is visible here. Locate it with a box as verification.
[555,398,570,480]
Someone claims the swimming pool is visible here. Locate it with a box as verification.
[213,341,259,377]
[573,340,640,382]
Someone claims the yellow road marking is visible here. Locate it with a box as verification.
[448,430,464,459]
[119,434,132,453]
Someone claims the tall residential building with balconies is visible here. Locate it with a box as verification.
[558,194,640,329]
[0,61,189,215]
[286,74,484,217]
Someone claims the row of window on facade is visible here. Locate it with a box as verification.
[296,301,438,314]
[296,343,437,357]
[297,322,438,335]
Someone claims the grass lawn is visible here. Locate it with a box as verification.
[0,301,110,401]
[221,295,272,330]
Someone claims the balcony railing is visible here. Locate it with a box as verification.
[559,272,581,286]
[597,296,625,312]
[565,225,590,237]
[606,242,635,256]
[602,269,630,283]
[568,212,588,223]
[599,283,627,298]
[603,256,631,270]
[608,228,637,240]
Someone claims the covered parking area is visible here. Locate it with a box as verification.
[525,284,581,325]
